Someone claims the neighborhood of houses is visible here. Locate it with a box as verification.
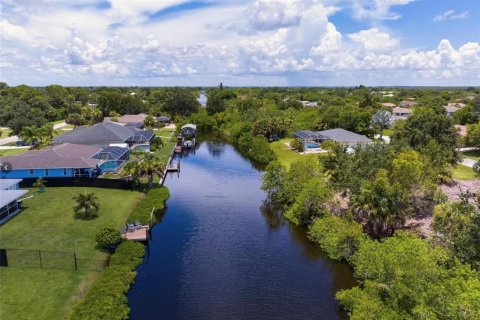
[0,96,473,225]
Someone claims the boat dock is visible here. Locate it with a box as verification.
[167,161,180,172]
[122,226,149,241]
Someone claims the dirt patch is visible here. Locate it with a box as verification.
[440,179,480,201]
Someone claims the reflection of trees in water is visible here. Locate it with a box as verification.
[260,202,286,231]
[206,141,226,158]
[260,202,357,294]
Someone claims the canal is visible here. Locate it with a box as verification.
[128,140,356,320]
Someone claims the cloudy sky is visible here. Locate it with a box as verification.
[1,0,479,86]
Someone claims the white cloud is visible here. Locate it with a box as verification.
[349,0,417,21]
[433,9,469,22]
[0,0,478,86]
[348,28,400,52]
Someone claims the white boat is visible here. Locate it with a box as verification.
[183,140,193,148]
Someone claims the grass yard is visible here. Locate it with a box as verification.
[0,187,144,320]
[0,128,12,138]
[0,148,29,156]
[0,187,143,259]
[270,138,303,169]
[462,150,480,161]
[453,164,477,180]
[0,268,97,320]
[154,140,176,164]
[382,128,394,136]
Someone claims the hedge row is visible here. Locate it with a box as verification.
[128,187,170,224]
[70,241,145,320]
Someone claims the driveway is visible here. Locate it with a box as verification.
[0,135,19,146]
[460,158,477,168]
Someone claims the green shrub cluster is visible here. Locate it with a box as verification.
[96,227,122,252]
[70,241,145,320]
[308,216,366,261]
[128,187,170,224]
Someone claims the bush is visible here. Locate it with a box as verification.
[70,241,145,320]
[284,178,332,226]
[248,135,276,164]
[150,136,164,152]
[308,216,366,261]
[290,138,305,152]
[128,187,170,224]
[96,227,122,252]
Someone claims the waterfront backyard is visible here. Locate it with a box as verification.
[0,187,143,320]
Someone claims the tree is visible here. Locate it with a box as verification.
[433,193,480,269]
[337,232,480,320]
[393,107,459,164]
[20,126,41,146]
[38,124,56,143]
[350,169,402,238]
[33,177,47,193]
[290,138,304,152]
[73,193,100,219]
[284,178,332,226]
[465,121,480,147]
[96,227,122,252]
[261,161,288,203]
[206,90,226,115]
[143,115,155,129]
[370,109,391,133]
[164,88,199,116]
[123,154,164,189]
[248,136,276,164]
[308,216,366,261]
[66,113,86,127]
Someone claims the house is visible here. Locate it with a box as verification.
[444,105,459,116]
[158,116,172,123]
[293,128,371,148]
[381,102,397,108]
[447,102,466,109]
[0,179,28,224]
[299,100,318,107]
[104,113,149,129]
[392,107,413,117]
[53,122,155,148]
[0,143,129,179]
[400,100,416,108]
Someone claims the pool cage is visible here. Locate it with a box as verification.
[125,131,155,145]
[93,146,130,173]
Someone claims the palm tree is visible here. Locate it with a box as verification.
[73,192,100,219]
[122,154,165,189]
[20,126,40,146]
[38,124,56,143]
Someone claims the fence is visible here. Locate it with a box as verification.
[0,248,108,271]
[19,177,133,189]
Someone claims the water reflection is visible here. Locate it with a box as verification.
[206,141,226,159]
[260,202,286,231]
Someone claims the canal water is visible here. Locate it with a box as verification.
[128,140,356,320]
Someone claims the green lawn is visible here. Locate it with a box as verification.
[1,187,143,259]
[0,187,143,320]
[270,138,303,168]
[382,128,394,136]
[0,268,97,320]
[0,148,28,156]
[462,150,480,161]
[0,128,12,138]
[453,164,477,180]
[154,140,176,164]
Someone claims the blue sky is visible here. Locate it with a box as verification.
[0,0,479,86]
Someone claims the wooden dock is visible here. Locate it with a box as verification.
[167,161,180,172]
[122,226,149,241]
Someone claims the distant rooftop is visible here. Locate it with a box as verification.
[318,128,372,144]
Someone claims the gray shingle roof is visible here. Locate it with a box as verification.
[53,122,142,145]
[0,143,102,169]
[317,128,371,143]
